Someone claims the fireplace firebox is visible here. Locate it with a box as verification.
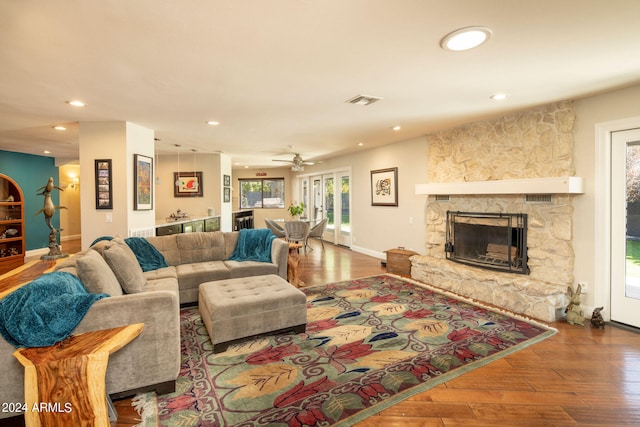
[445,211,529,274]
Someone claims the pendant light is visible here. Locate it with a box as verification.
[191,149,198,191]
[155,139,161,185]
[174,144,182,187]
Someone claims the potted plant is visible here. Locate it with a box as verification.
[288,202,305,219]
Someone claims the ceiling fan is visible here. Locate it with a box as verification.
[272,153,314,171]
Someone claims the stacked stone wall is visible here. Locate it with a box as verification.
[413,101,577,321]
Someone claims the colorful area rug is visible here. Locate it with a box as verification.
[134,274,555,426]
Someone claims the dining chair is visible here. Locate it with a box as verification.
[306,218,328,251]
[284,221,310,251]
[264,218,286,238]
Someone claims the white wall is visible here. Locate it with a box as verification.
[126,123,155,233]
[155,152,227,223]
[293,136,428,259]
[573,84,640,311]
[58,164,81,240]
[79,121,154,249]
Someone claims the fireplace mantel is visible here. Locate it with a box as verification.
[415,176,583,196]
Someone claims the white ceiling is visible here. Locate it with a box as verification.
[1,1,640,168]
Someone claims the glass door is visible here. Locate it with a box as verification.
[338,173,351,247]
[306,170,351,247]
[323,174,336,244]
[611,127,640,328]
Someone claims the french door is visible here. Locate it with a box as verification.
[611,127,640,328]
[306,170,351,247]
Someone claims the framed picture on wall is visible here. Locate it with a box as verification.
[174,172,203,197]
[134,154,153,210]
[370,167,398,206]
[224,174,231,187]
[224,187,230,203]
[95,159,113,209]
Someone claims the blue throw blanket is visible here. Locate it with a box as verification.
[228,228,276,263]
[90,236,168,272]
[125,237,169,272]
[0,272,108,348]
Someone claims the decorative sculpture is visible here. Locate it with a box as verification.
[590,307,605,329]
[35,177,68,259]
[565,283,585,326]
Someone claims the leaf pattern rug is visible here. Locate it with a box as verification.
[139,274,556,426]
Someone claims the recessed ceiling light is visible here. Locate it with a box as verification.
[207,121,220,126]
[392,125,401,131]
[52,125,66,131]
[358,142,364,147]
[43,150,51,154]
[490,93,508,100]
[440,26,492,51]
[66,100,86,107]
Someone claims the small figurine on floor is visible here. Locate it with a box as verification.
[565,283,585,326]
[591,307,605,329]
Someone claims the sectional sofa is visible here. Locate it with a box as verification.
[0,230,288,422]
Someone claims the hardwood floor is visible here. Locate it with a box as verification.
[104,240,639,426]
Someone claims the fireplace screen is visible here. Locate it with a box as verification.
[445,211,529,274]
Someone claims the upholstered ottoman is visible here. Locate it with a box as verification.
[199,274,307,352]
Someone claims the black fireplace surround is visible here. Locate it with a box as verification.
[445,211,529,274]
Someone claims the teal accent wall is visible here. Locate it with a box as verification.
[0,151,60,251]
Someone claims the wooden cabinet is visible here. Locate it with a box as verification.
[385,247,418,276]
[204,217,220,232]
[156,216,220,236]
[155,223,182,236]
[183,220,204,233]
[0,174,25,274]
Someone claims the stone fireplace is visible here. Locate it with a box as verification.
[411,102,581,322]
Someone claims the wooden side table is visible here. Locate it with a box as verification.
[287,242,305,288]
[13,323,144,427]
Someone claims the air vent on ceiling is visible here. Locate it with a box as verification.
[345,94,383,106]
[435,195,451,202]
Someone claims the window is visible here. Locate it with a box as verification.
[239,178,285,209]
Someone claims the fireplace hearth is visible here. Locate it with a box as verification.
[445,211,529,274]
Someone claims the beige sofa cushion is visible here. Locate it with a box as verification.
[76,249,123,296]
[146,235,181,266]
[176,232,226,264]
[102,237,146,294]
[223,232,239,259]
[175,261,231,294]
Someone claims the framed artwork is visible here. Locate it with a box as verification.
[223,187,231,203]
[223,174,231,187]
[95,159,113,209]
[370,167,398,206]
[174,172,204,197]
[134,154,153,210]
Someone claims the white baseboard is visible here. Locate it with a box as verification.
[24,247,50,263]
[25,236,78,263]
[350,245,385,260]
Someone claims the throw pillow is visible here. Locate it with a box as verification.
[76,249,123,296]
[90,239,110,255]
[102,238,147,294]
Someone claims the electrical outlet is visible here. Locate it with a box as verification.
[105,213,112,223]
[578,281,588,294]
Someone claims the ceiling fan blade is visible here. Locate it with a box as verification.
[273,159,293,163]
